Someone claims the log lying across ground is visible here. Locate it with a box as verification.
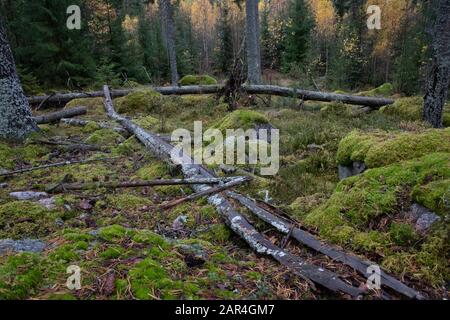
[29,85,394,108]
[102,84,364,298]
[226,191,424,299]
[32,106,87,124]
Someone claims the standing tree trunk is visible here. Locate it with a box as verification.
[246,0,262,84]
[423,0,450,128]
[0,14,37,140]
[160,0,179,86]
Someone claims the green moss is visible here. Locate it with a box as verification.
[289,193,328,219]
[337,128,450,168]
[412,179,450,215]
[132,230,170,249]
[380,96,450,126]
[0,201,58,239]
[214,109,269,132]
[389,223,417,246]
[0,253,43,299]
[115,89,162,115]
[358,83,393,97]
[100,246,125,259]
[198,224,232,244]
[65,97,105,116]
[82,121,101,133]
[106,194,152,211]
[48,244,80,263]
[0,141,49,170]
[135,163,168,180]
[246,271,263,281]
[302,152,450,286]
[133,116,159,130]
[112,136,143,156]
[98,224,128,242]
[63,230,94,242]
[85,128,125,145]
[179,75,217,86]
[47,293,77,300]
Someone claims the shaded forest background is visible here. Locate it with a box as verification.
[0,0,434,95]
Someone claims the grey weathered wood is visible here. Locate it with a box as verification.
[28,84,394,108]
[33,107,87,124]
[103,84,364,298]
[226,191,424,299]
[0,13,37,140]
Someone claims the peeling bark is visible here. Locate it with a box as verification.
[0,14,37,140]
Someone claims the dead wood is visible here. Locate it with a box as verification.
[33,107,87,124]
[103,84,364,298]
[226,191,424,299]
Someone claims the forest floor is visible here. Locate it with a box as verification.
[0,88,448,300]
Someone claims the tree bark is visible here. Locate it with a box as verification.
[160,0,179,86]
[246,0,262,84]
[423,0,450,128]
[28,85,394,108]
[0,14,37,140]
[32,107,87,124]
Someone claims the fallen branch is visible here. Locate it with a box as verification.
[29,85,394,108]
[226,191,424,300]
[159,176,252,210]
[48,177,246,193]
[33,106,87,124]
[103,84,364,298]
[0,157,120,178]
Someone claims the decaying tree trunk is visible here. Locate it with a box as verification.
[245,0,262,84]
[0,14,37,140]
[103,84,364,298]
[160,0,179,86]
[423,0,450,128]
[226,191,424,299]
[28,85,394,108]
[32,107,87,124]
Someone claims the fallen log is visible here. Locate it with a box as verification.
[48,177,245,193]
[60,118,130,136]
[103,84,364,298]
[159,176,252,210]
[0,157,120,178]
[29,85,394,108]
[33,106,87,124]
[226,191,424,299]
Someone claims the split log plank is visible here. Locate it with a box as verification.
[103,84,364,298]
[33,107,87,124]
[29,85,394,108]
[227,191,424,300]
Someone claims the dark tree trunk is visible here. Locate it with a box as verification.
[423,0,450,128]
[160,0,179,86]
[0,14,37,140]
[246,0,262,84]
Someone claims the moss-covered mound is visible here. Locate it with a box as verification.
[214,109,270,131]
[300,152,449,285]
[337,128,450,168]
[179,75,218,86]
[380,96,450,127]
[358,83,393,97]
[65,97,105,116]
[0,140,48,171]
[115,89,162,115]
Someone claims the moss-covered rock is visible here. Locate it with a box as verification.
[65,97,105,116]
[115,89,162,115]
[337,128,450,168]
[358,83,393,97]
[0,201,58,239]
[380,96,450,127]
[214,109,270,132]
[412,179,450,216]
[85,128,125,145]
[179,75,218,86]
[301,152,450,285]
